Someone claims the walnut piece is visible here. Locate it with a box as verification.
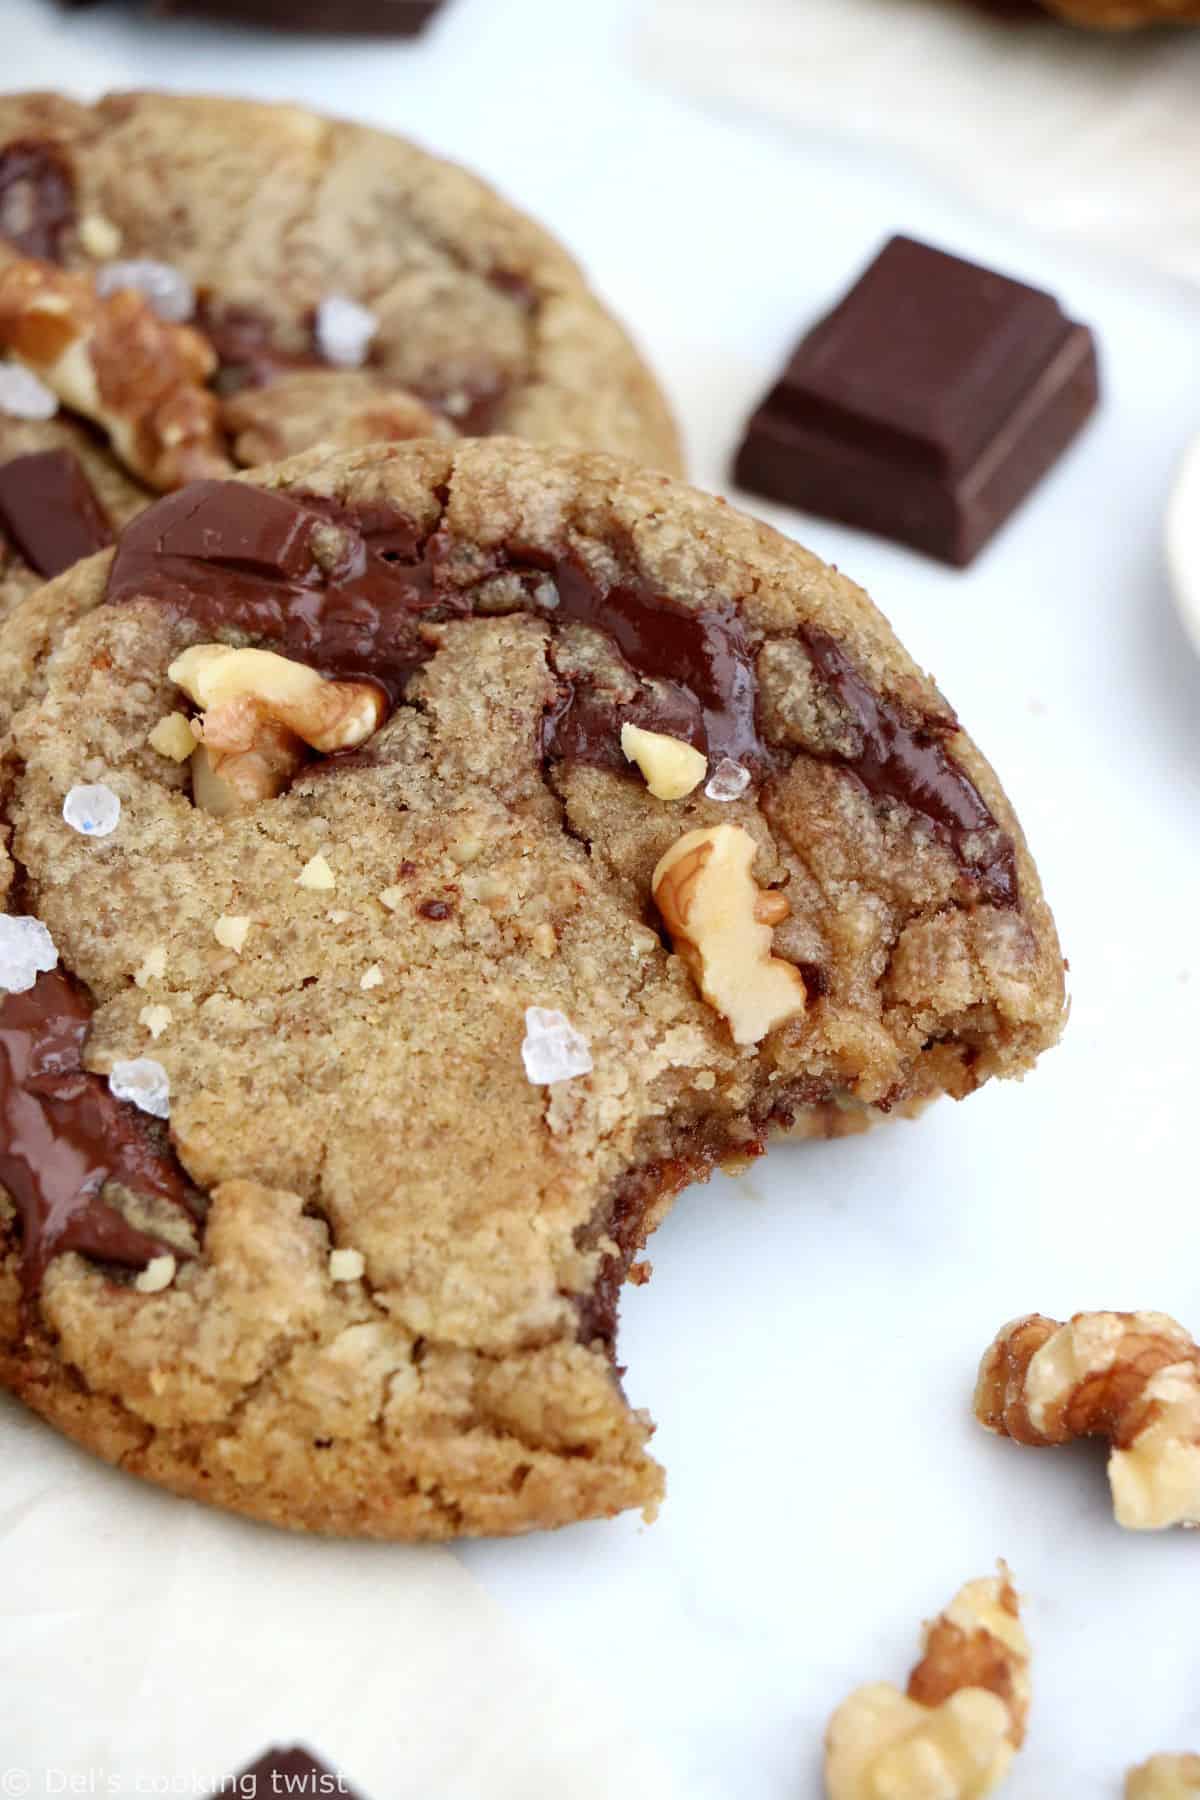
[975,1312,1200,1529]
[825,1568,1030,1800]
[169,644,384,815]
[0,257,229,491]
[650,823,806,1046]
[1127,1756,1200,1798]
[620,721,707,800]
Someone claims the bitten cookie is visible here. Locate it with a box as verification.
[0,90,681,615]
[0,439,1064,1538]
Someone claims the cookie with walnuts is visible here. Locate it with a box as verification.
[0,89,681,618]
[0,438,1063,1538]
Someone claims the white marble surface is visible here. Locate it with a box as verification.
[4,1,1200,1794]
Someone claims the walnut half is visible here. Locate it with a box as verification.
[825,1568,1030,1800]
[651,823,806,1046]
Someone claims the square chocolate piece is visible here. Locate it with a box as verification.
[149,0,444,30]
[232,1746,365,1797]
[733,235,1099,567]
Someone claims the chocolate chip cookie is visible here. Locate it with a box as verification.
[1041,0,1200,20]
[0,91,681,617]
[0,438,1064,1538]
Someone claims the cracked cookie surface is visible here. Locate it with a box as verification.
[0,439,1064,1538]
[0,90,681,618]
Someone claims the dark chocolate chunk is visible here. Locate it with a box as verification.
[232,1747,364,1797]
[0,139,76,262]
[0,450,114,580]
[798,627,1017,906]
[150,0,443,29]
[734,235,1099,566]
[0,968,196,1294]
[106,480,766,766]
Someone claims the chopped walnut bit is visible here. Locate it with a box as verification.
[825,1568,1030,1800]
[148,711,197,763]
[1127,1755,1200,1798]
[329,1247,366,1283]
[134,945,168,988]
[213,915,251,954]
[360,964,383,991]
[78,213,122,259]
[620,721,707,800]
[297,853,336,893]
[0,257,229,491]
[135,1253,177,1295]
[138,1003,172,1040]
[168,644,384,816]
[976,1312,1200,1530]
[651,824,806,1047]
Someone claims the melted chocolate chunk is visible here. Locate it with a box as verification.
[798,627,1018,906]
[195,300,328,394]
[0,968,195,1295]
[0,139,76,262]
[106,481,766,768]
[0,450,113,580]
[231,1748,364,1799]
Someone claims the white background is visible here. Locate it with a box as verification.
[4,1,1200,1794]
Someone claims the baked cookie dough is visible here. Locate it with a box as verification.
[0,91,681,616]
[1041,0,1200,22]
[0,439,1064,1538]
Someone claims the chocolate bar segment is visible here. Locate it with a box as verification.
[149,0,444,30]
[0,449,113,579]
[734,235,1099,566]
[233,1746,365,1797]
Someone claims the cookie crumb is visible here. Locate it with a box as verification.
[0,361,58,421]
[0,915,58,994]
[214,915,251,953]
[134,945,168,988]
[315,294,378,368]
[108,1056,170,1119]
[521,1006,593,1085]
[148,711,197,762]
[360,964,383,990]
[329,1247,366,1282]
[62,782,121,838]
[297,853,336,891]
[95,258,195,324]
[327,909,351,924]
[139,1003,172,1039]
[135,1253,176,1295]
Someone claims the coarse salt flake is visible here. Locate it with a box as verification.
[0,361,58,420]
[520,1006,593,1086]
[705,758,752,803]
[315,294,378,369]
[96,259,195,324]
[108,1056,170,1120]
[0,915,58,994]
[62,782,121,838]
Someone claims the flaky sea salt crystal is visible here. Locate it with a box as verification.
[0,361,58,420]
[62,782,121,838]
[95,259,195,323]
[0,915,57,993]
[704,757,752,803]
[315,294,378,369]
[108,1057,170,1120]
[521,1006,593,1085]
